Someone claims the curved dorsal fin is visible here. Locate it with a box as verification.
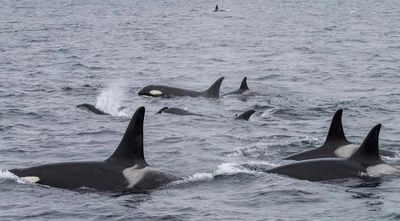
[239,77,249,90]
[107,106,147,166]
[322,109,349,147]
[204,77,224,98]
[156,107,168,114]
[235,109,255,121]
[350,124,381,164]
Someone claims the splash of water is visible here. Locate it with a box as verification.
[171,162,259,185]
[0,169,25,184]
[95,81,128,117]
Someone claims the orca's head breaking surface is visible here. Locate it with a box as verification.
[138,77,224,98]
[77,103,108,115]
[138,86,164,97]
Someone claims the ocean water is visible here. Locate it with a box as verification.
[1,0,400,220]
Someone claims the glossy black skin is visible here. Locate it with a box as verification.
[267,158,366,181]
[156,107,203,116]
[283,109,395,160]
[214,4,219,12]
[234,110,255,121]
[223,77,249,96]
[138,77,224,98]
[77,103,108,115]
[10,107,179,192]
[269,124,386,182]
[10,162,127,191]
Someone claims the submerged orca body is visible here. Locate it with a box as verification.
[223,77,250,96]
[10,107,179,191]
[268,124,398,181]
[234,110,256,121]
[283,109,395,160]
[156,107,203,116]
[77,103,108,115]
[138,77,224,98]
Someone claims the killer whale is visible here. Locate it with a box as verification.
[9,107,179,191]
[268,124,398,181]
[214,4,219,12]
[283,109,395,160]
[156,107,203,116]
[77,103,108,115]
[223,77,250,96]
[234,109,255,121]
[138,77,224,98]
[213,4,229,12]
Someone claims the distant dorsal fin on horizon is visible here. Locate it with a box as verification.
[350,124,382,165]
[107,106,147,166]
[204,77,224,98]
[322,109,350,148]
[239,77,249,90]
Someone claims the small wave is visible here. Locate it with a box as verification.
[0,170,25,184]
[171,162,258,185]
[227,143,271,158]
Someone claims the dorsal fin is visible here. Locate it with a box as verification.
[107,106,147,166]
[156,107,168,114]
[235,109,255,121]
[322,109,349,147]
[239,77,249,90]
[204,77,224,98]
[350,124,382,165]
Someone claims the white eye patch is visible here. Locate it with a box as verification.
[149,90,163,96]
[21,176,40,183]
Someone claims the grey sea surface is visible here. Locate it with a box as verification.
[1,0,400,220]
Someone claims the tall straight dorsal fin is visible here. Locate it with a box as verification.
[350,124,381,164]
[204,77,224,98]
[322,109,349,147]
[107,106,147,166]
[239,77,249,90]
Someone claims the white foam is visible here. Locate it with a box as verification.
[334,144,359,158]
[366,164,399,178]
[95,80,127,117]
[0,170,27,184]
[172,162,257,185]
